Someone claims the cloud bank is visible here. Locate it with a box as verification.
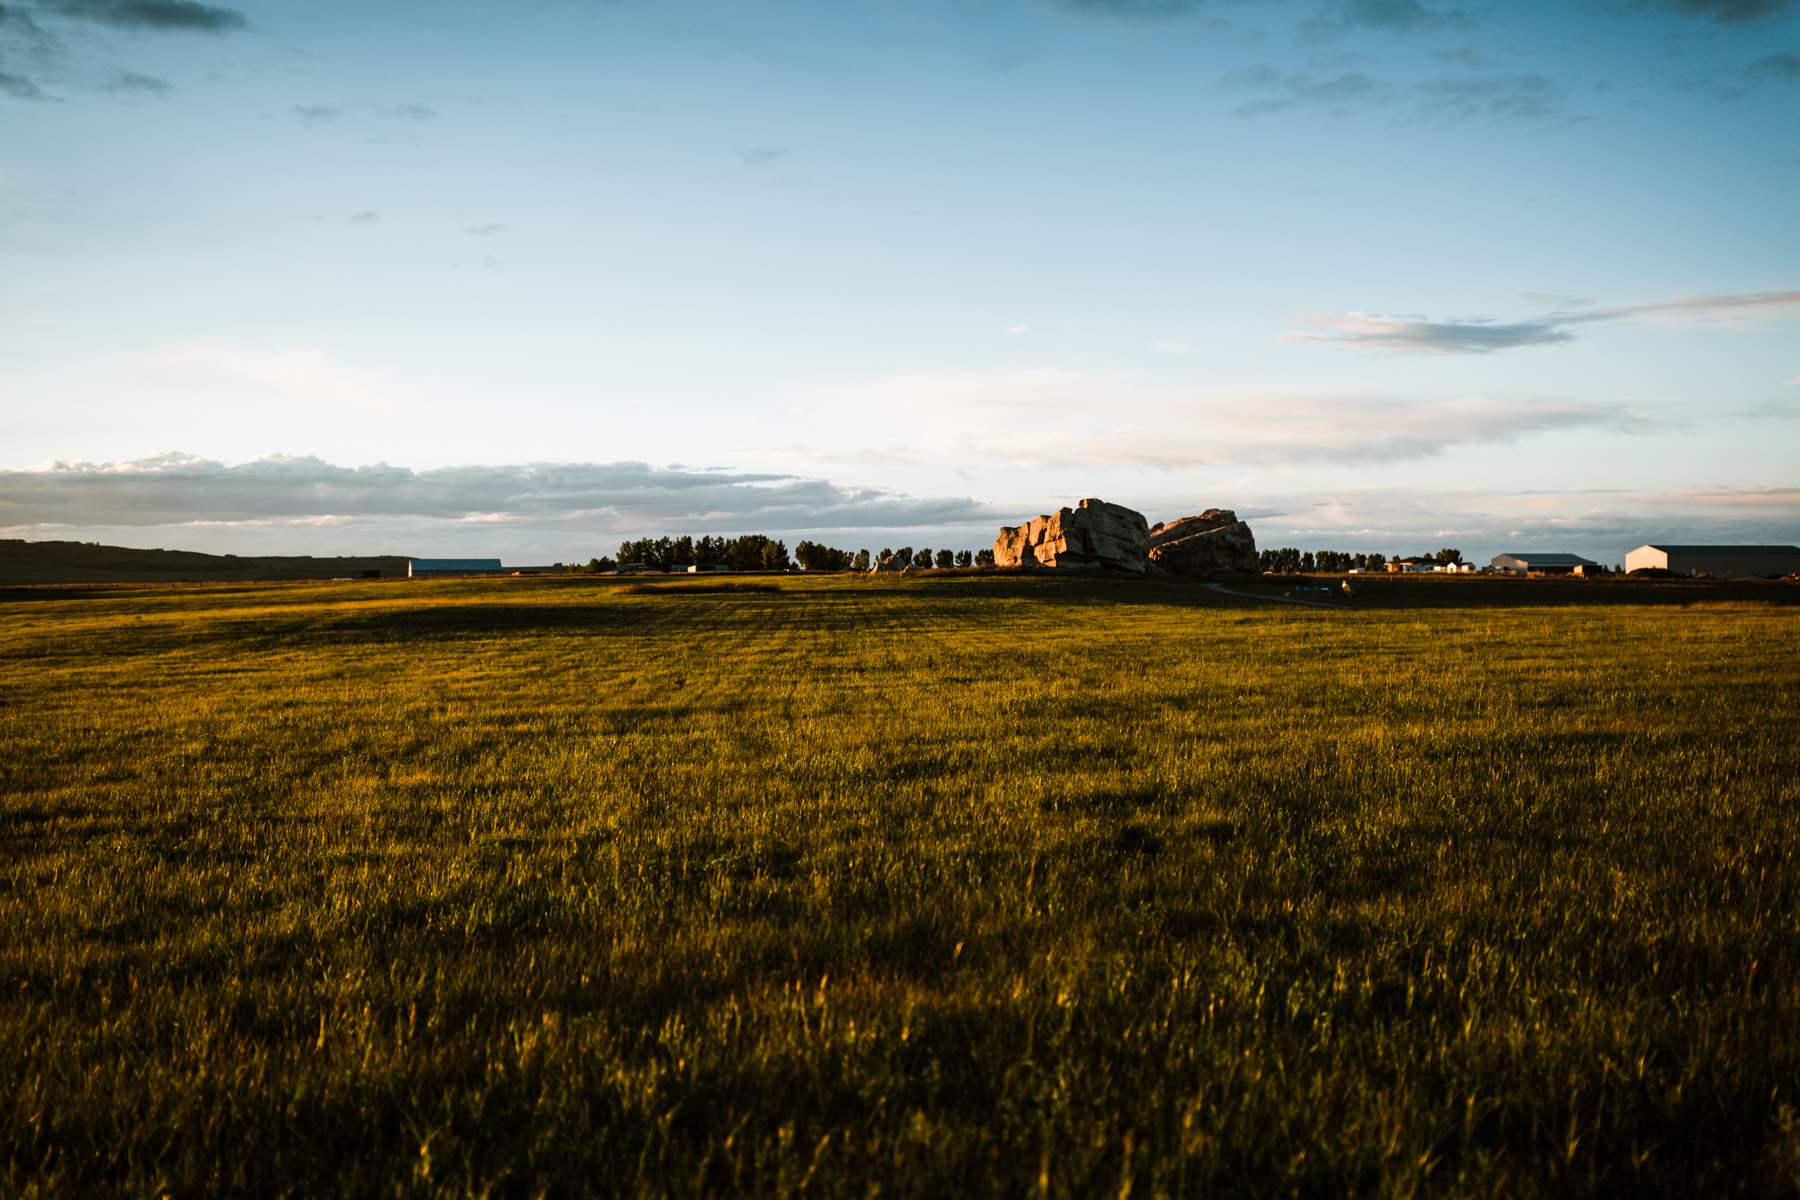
[1291,290,1800,354]
[0,454,994,534]
[0,69,53,100]
[781,372,1647,472]
[1222,64,1572,123]
[35,0,246,32]
[104,68,170,95]
[1304,0,1474,38]
[1660,0,1794,24]
[1241,483,1800,557]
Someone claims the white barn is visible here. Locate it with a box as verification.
[1625,544,1800,578]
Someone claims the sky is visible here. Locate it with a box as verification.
[1,0,1797,565]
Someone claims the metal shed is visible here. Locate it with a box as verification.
[1490,552,1599,575]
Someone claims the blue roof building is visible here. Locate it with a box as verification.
[408,558,503,577]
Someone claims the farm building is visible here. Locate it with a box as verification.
[1625,544,1800,578]
[1491,552,1599,576]
[408,558,503,577]
[1385,556,1437,573]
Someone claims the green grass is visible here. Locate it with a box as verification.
[3,573,1798,1197]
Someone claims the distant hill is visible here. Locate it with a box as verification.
[0,539,411,584]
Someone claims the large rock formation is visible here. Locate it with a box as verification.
[1147,509,1258,577]
[869,551,912,573]
[993,499,1150,572]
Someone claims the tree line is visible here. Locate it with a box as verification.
[606,534,793,572]
[792,543,997,571]
[1257,547,1463,573]
[575,535,998,573]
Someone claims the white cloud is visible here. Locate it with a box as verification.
[1291,290,1800,354]
[801,370,1647,468]
[0,453,993,534]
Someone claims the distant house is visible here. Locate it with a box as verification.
[1491,552,1599,576]
[1386,556,1436,573]
[1625,544,1800,578]
[408,558,503,577]
[687,564,732,573]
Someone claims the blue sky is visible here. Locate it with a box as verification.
[2,0,1797,563]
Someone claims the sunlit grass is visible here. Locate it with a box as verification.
[3,574,1798,1196]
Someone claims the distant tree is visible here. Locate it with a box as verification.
[975,548,995,568]
[1436,547,1463,564]
[853,549,871,572]
[912,547,934,569]
[801,541,855,571]
[935,549,955,569]
[894,547,914,569]
[793,539,853,572]
[954,549,972,568]
[1301,551,1316,572]
[1368,552,1387,570]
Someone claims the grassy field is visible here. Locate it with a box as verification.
[3,572,1798,1197]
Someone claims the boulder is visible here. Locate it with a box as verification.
[1147,509,1258,577]
[869,552,911,573]
[993,499,1150,572]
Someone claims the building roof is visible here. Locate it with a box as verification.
[1491,552,1598,565]
[1637,544,1800,555]
[411,558,502,570]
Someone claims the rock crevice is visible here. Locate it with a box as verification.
[1148,509,1258,577]
[993,499,1150,573]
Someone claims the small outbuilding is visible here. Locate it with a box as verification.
[408,558,503,577]
[1491,552,1598,576]
[1625,544,1800,578]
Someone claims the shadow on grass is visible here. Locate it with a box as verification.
[0,586,126,603]
[314,604,652,644]
[62,603,654,659]
[618,582,781,596]
[850,574,1235,608]
[1303,575,1800,609]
